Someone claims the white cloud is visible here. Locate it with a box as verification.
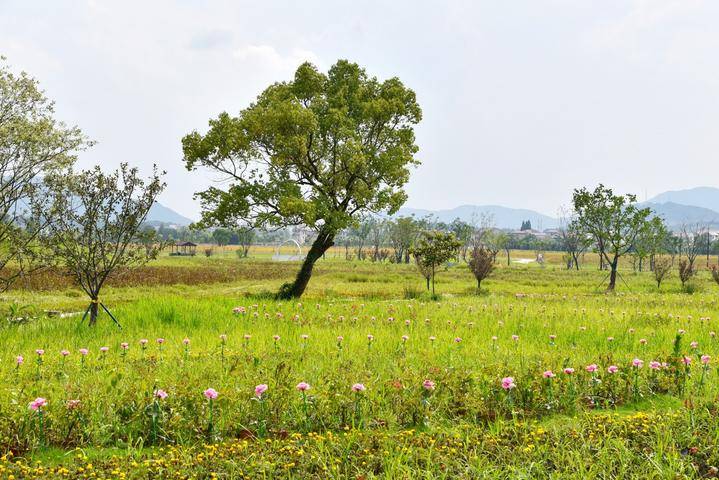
[233,45,320,72]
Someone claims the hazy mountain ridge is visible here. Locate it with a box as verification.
[395,205,559,229]
[145,202,195,226]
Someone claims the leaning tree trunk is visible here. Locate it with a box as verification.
[607,259,618,291]
[278,228,335,299]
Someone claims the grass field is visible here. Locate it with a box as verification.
[2,253,719,478]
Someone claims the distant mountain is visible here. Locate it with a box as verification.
[145,202,194,226]
[395,205,558,229]
[648,187,719,212]
[641,202,719,228]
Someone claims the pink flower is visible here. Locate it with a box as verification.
[543,370,555,379]
[549,334,556,341]
[273,335,281,342]
[154,389,168,400]
[607,337,614,342]
[632,358,644,368]
[429,336,436,342]
[61,350,70,357]
[336,335,343,343]
[99,346,109,353]
[29,397,47,411]
[79,348,89,356]
[367,334,374,342]
[607,365,619,374]
[296,382,311,392]
[16,355,23,366]
[203,388,218,400]
[710,331,716,338]
[301,334,309,340]
[501,377,516,390]
[690,341,699,349]
[423,379,436,391]
[639,338,647,345]
[511,335,519,342]
[35,349,44,356]
[254,384,268,398]
[491,336,498,342]
[139,339,148,346]
[585,364,598,373]
[563,367,575,375]
[454,337,462,343]
[351,383,366,393]
[401,335,409,342]
[649,361,661,370]
[682,356,692,365]
[156,338,165,345]
[219,334,227,343]
[182,338,190,346]
[244,334,251,340]
[67,399,81,410]
[120,343,129,350]
[701,355,711,365]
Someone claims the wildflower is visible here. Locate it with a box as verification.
[607,365,619,374]
[511,335,519,342]
[639,338,647,345]
[99,346,109,353]
[120,343,129,350]
[701,355,711,365]
[543,370,555,378]
[423,379,436,391]
[219,334,227,343]
[429,336,436,342]
[632,358,644,368]
[454,337,462,343]
[649,361,661,370]
[336,335,343,343]
[351,383,366,392]
[563,367,575,375]
[16,355,23,366]
[156,338,165,345]
[29,398,47,411]
[254,384,268,398]
[401,335,409,342]
[501,377,516,390]
[367,334,374,342]
[491,336,498,341]
[607,337,614,342]
[586,364,598,373]
[139,339,148,347]
[204,388,219,400]
[682,356,692,365]
[67,400,81,410]
[182,338,190,346]
[690,341,699,349]
[79,348,89,356]
[273,335,281,342]
[244,334,251,340]
[154,389,168,400]
[296,382,311,392]
[678,329,685,335]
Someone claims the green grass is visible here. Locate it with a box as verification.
[1,256,719,478]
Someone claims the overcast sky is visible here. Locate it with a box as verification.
[2,0,718,219]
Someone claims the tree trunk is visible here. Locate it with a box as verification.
[88,301,99,327]
[506,249,510,266]
[277,229,335,299]
[607,259,618,291]
[477,278,481,290]
[426,277,430,291]
[573,252,580,270]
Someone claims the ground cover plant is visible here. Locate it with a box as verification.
[2,257,719,478]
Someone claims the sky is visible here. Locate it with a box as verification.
[2,0,719,220]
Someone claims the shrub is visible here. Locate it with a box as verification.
[653,256,671,289]
[678,259,694,289]
[468,246,497,291]
[712,265,719,286]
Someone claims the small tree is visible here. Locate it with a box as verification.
[414,254,433,291]
[678,259,694,290]
[236,228,254,258]
[0,57,87,291]
[212,228,232,247]
[468,245,497,290]
[410,231,461,296]
[556,208,590,271]
[572,184,657,291]
[653,256,672,289]
[43,164,165,327]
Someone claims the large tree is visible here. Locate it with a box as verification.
[43,164,165,326]
[182,60,421,298]
[0,57,87,291]
[572,184,656,291]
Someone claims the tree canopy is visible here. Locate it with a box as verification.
[182,60,421,298]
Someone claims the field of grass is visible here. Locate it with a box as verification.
[2,254,719,478]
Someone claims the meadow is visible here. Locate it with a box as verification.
[2,251,719,479]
